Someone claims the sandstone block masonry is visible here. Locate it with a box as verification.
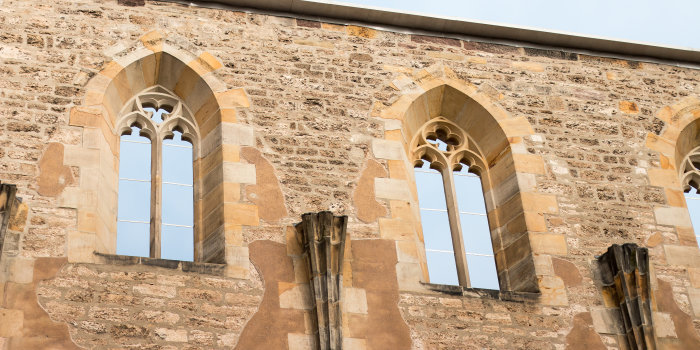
[0,0,699,349]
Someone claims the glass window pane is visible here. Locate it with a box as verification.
[460,213,493,255]
[119,132,151,180]
[162,131,194,260]
[426,250,458,285]
[118,180,151,222]
[421,210,453,251]
[162,183,194,226]
[454,170,486,214]
[116,221,149,257]
[415,164,447,210]
[686,191,700,248]
[163,138,193,185]
[467,254,499,290]
[161,225,194,261]
[415,162,458,285]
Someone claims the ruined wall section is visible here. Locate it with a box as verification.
[0,0,699,349]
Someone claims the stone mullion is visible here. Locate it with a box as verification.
[150,129,163,259]
[441,166,470,288]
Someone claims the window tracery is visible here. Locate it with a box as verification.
[116,86,199,260]
[680,146,700,247]
[411,117,498,288]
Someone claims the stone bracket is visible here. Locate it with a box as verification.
[295,211,348,350]
[598,243,656,350]
[0,182,19,262]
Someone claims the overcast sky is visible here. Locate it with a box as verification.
[319,0,700,49]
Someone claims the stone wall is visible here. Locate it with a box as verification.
[0,0,700,349]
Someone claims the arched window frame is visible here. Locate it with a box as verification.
[410,116,494,287]
[116,85,201,259]
[679,145,700,247]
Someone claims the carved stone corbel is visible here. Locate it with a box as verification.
[598,243,656,350]
[295,211,348,350]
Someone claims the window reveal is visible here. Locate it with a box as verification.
[412,117,498,289]
[680,146,700,248]
[116,86,199,261]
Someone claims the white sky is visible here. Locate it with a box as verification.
[320,0,700,49]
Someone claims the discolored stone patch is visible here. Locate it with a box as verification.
[656,279,700,349]
[351,239,412,349]
[241,147,287,224]
[235,240,306,349]
[619,101,640,114]
[353,159,387,223]
[565,312,606,350]
[3,257,79,350]
[552,258,582,287]
[37,143,74,197]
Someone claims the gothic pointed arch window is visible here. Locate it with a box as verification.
[116,86,199,260]
[412,117,499,289]
[680,146,700,247]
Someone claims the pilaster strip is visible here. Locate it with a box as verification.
[598,243,656,350]
[295,211,348,350]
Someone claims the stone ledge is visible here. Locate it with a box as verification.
[421,282,540,302]
[93,252,227,276]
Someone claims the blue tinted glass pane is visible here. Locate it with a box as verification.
[686,192,700,248]
[460,213,493,255]
[163,138,193,185]
[454,170,486,214]
[162,183,194,226]
[421,210,453,251]
[116,221,149,257]
[467,254,499,290]
[415,165,447,210]
[161,225,194,261]
[426,250,458,285]
[118,180,151,222]
[119,134,151,180]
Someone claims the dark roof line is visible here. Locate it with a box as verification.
[181,0,700,66]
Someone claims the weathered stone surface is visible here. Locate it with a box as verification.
[3,257,79,350]
[656,279,700,349]
[241,147,287,223]
[552,257,582,287]
[352,240,412,349]
[236,241,305,349]
[1,1,700,349]
[565,312,607,350]
[37,259,261,349]
[37,143,74,197]
[353,159,388,223]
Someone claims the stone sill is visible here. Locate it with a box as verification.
[93,252,227,276]
[421,282,540,303]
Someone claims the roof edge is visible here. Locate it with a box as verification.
[173,0,700,66]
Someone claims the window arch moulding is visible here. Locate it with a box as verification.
[373,66,564,299]
[645,97,700,317]
[116,86,200,260]
[411,116,498,289]
[63,31,255,279]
